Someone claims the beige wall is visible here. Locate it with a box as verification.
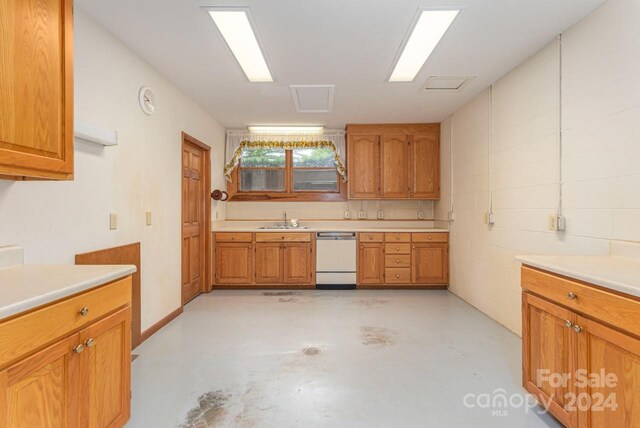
[0,9,226,331]
[436,0,640,335]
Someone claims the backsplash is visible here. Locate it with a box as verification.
[611,241,640,261]
[225,200,435,220]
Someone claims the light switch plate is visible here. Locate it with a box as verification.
[146,212,152,226]
[109,213,118,230]
[344,211,351,219]
[358,211,367,220]
[377,210,384,219]
[417,211,425,220]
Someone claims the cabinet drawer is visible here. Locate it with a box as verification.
[384,243,411,254]
[385,233,411,242]
[385,268,411,284]
[412,233,448,243]
[359,233,384,243]
[385,255,410,268]
[0,276,132,369]
[255,233,311,242]
[522,266,640,338]
[215,232,252,242]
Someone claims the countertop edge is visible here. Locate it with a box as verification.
[517,256,640,299]
[0,265,137,321]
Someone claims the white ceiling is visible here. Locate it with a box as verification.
[77,0,605,129]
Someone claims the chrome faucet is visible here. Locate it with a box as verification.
[283,210,288,227]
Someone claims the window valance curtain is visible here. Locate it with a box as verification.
[224,129,347,182]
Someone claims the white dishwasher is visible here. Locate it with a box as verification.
[315,232,357,289]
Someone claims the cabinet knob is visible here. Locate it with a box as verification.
[564,320,573,328]
[79,307,89,316]
[360,246,364,250]
[395,274,400,278]
[396,247,400,251]
[428,236,432,240]
[410,192,414,196]
[85,338,95,348]
[567,292,577,300]
[396,260,400,263]
[232,236,236,240]
[248,245,252,249]
[396,236,400,240]
[73,344,84,354]
[573,325,583,333]
[369,236,373,240]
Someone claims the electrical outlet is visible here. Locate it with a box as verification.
[377,210,384,219]
[549,214,566,231]
[109,213,118,230]
[448,211,456,222]
[557,216,566,231]
[344,211,351,219]
[417,211,425,220]
[358,211,367,220]
[484,212,495,225]
[146,211,152,226]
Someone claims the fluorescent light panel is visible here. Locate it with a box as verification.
[207,9,273,82]
[389,9,460,82]
[248,126,324,134]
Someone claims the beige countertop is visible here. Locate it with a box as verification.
[0,264,137,320]
[517,254,640,299]
[212,220,449,233]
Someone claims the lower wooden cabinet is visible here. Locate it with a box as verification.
[213,233,314,287]
[214,242,254,284]
[0,277,132,428]
[357,232,449,287]
[357,243,385,285]
[522,266,640,427]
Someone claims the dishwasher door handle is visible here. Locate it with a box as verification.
[316,232,356,240]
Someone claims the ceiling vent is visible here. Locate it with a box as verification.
[423,76,473,91]
[290,85,335,113]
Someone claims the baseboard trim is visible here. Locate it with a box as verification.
[140,306,183,343]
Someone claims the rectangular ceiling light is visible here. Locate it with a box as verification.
[206,9,273,82]
[389,9,460,82]
[248,126,324,134]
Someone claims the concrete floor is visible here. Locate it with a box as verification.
[127,290,561,428]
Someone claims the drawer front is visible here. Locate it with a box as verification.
[385,268,411,284]
[215,232,252,242]
[359,233,384,243]
[385,255,411,268]
[384,243,411,254]
[522,266,640,338]
[412,233,448,243]
[255,233,311,242]
[385,233,411,243]
[0,276,132,369]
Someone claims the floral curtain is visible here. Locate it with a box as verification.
[224,129,347,182]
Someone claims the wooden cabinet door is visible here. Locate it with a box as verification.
[0,334,81,428]
[283,243,312,284]
[347,134,380,199]
[0,0,74,180]
[410,133,440,199]
[79,307,131,428]
[522,292,578,428]
[357,243,384,285]
[215,243,253,284]
[380,134,409,198]
[575,315,640,428]
[411,243,448,284]
[255,243,283,284]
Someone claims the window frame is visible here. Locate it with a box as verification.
[228,149,346,202]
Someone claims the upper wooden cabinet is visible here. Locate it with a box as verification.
[347,134,380,199]
[346,124,440,200]
[0,0,74,180]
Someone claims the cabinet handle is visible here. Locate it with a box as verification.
[564,320,573,328]
[79,307,89,316]
[572,325,583,333]
[85,338,95,348]
[73,344,84,354]
[567,292,577,300]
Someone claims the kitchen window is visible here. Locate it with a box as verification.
[236,147,341,198]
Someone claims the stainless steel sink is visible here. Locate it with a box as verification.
[258,225,310,230]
